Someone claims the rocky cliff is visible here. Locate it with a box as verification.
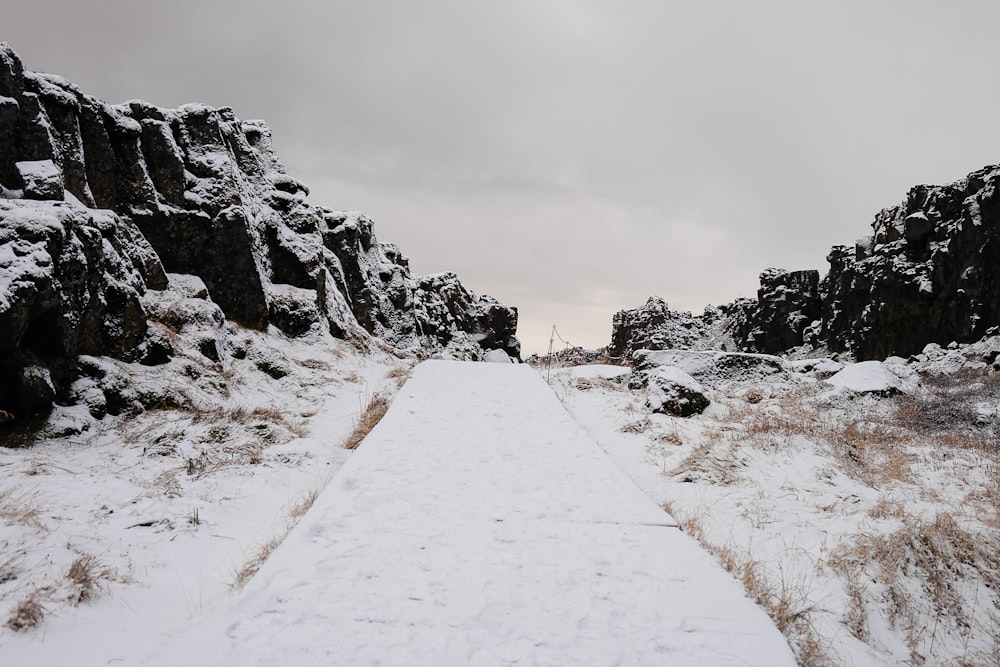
[612,164,1000,361]
[0,43,519,420]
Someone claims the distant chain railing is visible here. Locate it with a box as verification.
[542,325,626,382]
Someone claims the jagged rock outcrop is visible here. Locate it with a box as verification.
[616,165,1000,362]
[729,269,822,355]
[608,296,728,359]
[820,165,1000,359]
[737,166,999,359]
[0,43,519,419]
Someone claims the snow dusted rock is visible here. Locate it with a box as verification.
[825,359,919,396]
[787,357,844,380]
[0,43,520,419]
[727,165,1000,360]
[644,365,710,417]
[609,296,734,359]
[0,200,166,416]
[414,272,520,360]
[822,165,1000,359]
[15,159,63,200]
[631,349,790,390]
[729,268,822,354]
[610,297,709,358]
[483,348,514,363]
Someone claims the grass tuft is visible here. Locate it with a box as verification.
[343,393,391,450]
[66,555,108,605]
[6,590,45,631]
[233,489,323,589]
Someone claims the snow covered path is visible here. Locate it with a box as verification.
[145,360,795,666]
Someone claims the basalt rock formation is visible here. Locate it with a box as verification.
[612,165,1000,362]
[819,165,999,359]
[608,296,729,360]
[0,43,519,419]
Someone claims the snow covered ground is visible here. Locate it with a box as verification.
[5,332,998,666]
[2,354,796,666]
[140,360,794,666]
[548,342,1000,666]
[0,328,406,665]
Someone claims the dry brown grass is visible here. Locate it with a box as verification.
[657,430,684,446]
[297,358,332,370]
[663,501,833,666]
[343,393,391,450]
[667,438,744,485]
[233,489,322,589]
[0,486,45,530]
[289,490,319,519]
[892,371,999,455]
[0,417,45,449]
[233,535,283,589]
[66,555,108,605]
[836,420,915,486]
[965,474,1000,529]
[6,589,46,631]
[718,394,919,488]
[868,496,907,520]
[386,365,414,387]
[190,405,308,439]
[828,513,1000,663]
[620,417,652,434]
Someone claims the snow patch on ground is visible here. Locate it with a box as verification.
[549,344,1000,666]
[0,330,405,665]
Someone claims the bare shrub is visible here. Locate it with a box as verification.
[343,393,391,450]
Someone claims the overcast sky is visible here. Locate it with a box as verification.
[6,1,1000,353]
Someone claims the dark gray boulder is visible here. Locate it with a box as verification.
[643,365,710,417]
